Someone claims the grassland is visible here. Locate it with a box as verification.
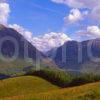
[0,76,59,99]
[0,64,100,100]
[0,75,99,100]
[1,80,100,100]
[0,59,34,76]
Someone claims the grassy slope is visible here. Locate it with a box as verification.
[0,59,34,69]
[0,59,35,76]
[0,76,59,99]
[2,82,100,100]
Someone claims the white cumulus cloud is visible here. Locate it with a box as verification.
[32,32,71,52]
[52,0,85,8]
[87,26,100,36]
[77,26,100,40]
[0,2,10,25]
[9,24,33,42]
[91,6,100,22]
[64,8,83,24]
[52,0,100,22]
[9,24,71,52]
[51,0,100,9]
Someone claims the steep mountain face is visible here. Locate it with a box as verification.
[47,39,100,71]
[0,25,56,68]
[0,25,43,59]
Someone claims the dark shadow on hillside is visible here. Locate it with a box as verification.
[0,74,10,80]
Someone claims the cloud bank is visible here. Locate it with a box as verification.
[51,0,100,9]
[0,0,100,52]
[77,26,100,40]
[52,0,100,22]
[52,0,100,39]
[9,24,71,52]
[0,2,10,25]
[9,24,33,42]
[32,32,71,52]
[64,8,83,24]
[0,1,70,52]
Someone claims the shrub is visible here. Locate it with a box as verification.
[28,68,73,87]
[24,66,100,87]
[70,73,100,86]
[0,66,100,88]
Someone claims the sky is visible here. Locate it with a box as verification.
[0,0,100,52]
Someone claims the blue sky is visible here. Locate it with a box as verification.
[7,0,100,38]
[8,0,73,36]
[0,0,100,51]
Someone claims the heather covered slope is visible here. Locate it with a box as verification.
[2,81,100,100]
[0,67,99,100]
[0,76,59,99]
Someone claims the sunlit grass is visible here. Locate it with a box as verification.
[3,82,100,100]
[0,76,59,99]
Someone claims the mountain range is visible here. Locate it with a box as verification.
[0,24,100,73]
[0,24,56,69]
[46,39,100,72]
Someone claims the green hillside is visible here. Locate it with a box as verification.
[0,59,33,76]
[3,82,100,100]
[0,67,99,100]
[0,76,59,99]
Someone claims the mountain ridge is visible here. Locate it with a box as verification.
[46,38,100,72]
[0,24,57,69]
